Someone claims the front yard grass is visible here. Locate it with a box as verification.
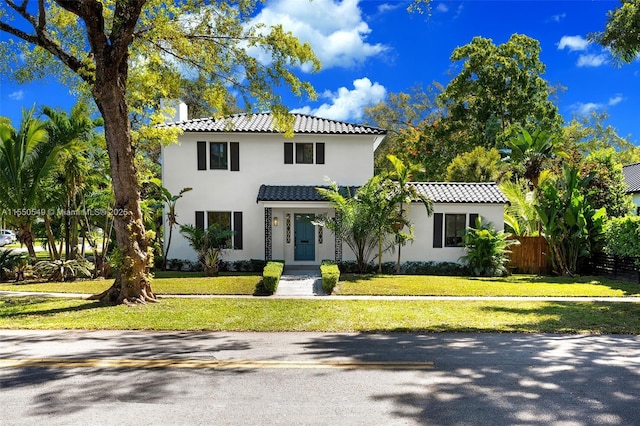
[1,297,640,334]
[1,273,638,297]
[334,274,640,297]
[0,273,262,295]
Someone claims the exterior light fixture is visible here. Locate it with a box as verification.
[273,216,279,227]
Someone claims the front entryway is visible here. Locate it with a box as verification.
[294,213,315,261]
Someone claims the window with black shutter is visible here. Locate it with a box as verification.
[433,213,443,248]
[315,142,325,164]
[197,142,206,170]
[230,142,240,171]
[284,143,293,164]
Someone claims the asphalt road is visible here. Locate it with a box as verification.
[1,330,639,425]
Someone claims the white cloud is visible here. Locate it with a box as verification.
[558,35,589,51]
[609,94,624,106]
[8,90,24,101]
[378,3,402,13]
[550,13,566,23]
[291,77,386,121]
[250,0,388,70]
[577,53,608,67]
[572,102,602,116]
[436,3,448,13]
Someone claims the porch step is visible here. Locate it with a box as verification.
[276,267,325,296]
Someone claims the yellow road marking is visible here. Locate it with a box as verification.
[0,358,434,370]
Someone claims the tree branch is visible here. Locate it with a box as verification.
[2,0,88,80]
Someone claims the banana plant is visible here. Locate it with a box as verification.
[536,165,606,275]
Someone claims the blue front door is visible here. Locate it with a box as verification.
[294,214,315,261]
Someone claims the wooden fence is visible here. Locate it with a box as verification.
[506,236,552,275]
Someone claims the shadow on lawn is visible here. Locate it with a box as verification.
[472,274,640,296]
[0,297,104,319]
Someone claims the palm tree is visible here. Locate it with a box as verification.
[43,103,103,260]
[385,155,433,273]
[0,109,63,259]
[502,129,565,189]
[150,178,192,270]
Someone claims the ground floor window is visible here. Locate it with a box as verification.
[445,213,466,247]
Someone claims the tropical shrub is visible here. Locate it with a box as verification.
[0,249,26,282]
[262,261,284,294]
[179,224,234,276]
[320,262,340,294]
[461,218,518,277]
[34,258,94,282]
[604,216,640,258]
[536,166,607,275]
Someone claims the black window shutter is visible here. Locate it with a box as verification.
[233,212,243,250]
[316,143,325,164]
[195,211,205,230]
[197,142,207,170]
[469,213,479,229]
[230,142,240,171]
[433,213,443,248]
[284,143,293,164]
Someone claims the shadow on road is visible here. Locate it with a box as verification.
[301,332,640,425]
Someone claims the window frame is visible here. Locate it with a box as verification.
[209,142,228,170]
[295,143,314,164]
[444,213,467,248]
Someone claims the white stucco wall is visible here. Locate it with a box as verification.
[380,202,506,264]
[161,132,377,264]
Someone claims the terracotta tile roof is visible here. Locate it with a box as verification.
[623,162,640,193]
[258,182,507,204]
[162,113,386,136]
[411,182,508,204]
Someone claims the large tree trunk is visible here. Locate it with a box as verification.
[88,59,155,305]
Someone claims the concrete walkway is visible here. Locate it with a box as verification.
[274,266,325,297]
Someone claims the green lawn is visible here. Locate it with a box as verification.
[1,297,640,333]
[0,273,262,295]
[335,274,640,297]
[2,273,638,297]
[1,273,639,333]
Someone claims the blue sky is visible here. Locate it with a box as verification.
[1,0,638,142]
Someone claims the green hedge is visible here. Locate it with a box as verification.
[320,263,340,294]
[604,216,640,258]
[262,261,285,294]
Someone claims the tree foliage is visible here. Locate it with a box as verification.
[536,166,607,276]
[0,1,320,304]
[500,179,539,237]
[440,34,562,149]
[315,179,395,274]
[0,109,68,259]
[604,216,640,258]
[364,84,443,176]
[446,146,502,182]
[590,0,640,63]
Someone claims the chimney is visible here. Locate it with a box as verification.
[161,99,188,122]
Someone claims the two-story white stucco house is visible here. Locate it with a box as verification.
[161,108,508,267]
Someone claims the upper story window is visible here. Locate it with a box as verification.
[285,142,325,165]
[210,142,228,170]
[296,143,314,164]
[197,141,239,171]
